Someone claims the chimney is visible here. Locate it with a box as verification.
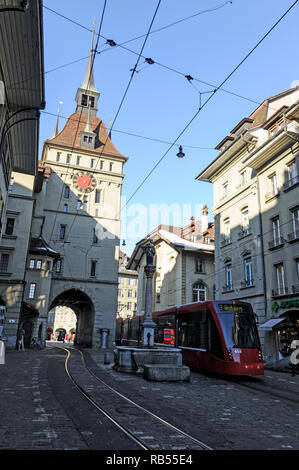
[202,205,208,233]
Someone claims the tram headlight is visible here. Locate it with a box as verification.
[227,348,234,361]
[258,350,263,362]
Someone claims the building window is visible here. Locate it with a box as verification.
[100,161,104,170]
[195,258,204,273]
[56,152,61,162]
[76,156,81,166]
[109,162,113,172]
[63,204,68,212]
[287,160,298,184]
[28,283,36,299]
[268,173,278,198]
[95,189,101,204]
[5,217,15,235]
[272,216,281,245]
[46,261,51,271]
[244,257,253,286]
[240,169,247,186]
[128,289,133,298]
[64,185,70,198]
[223,218,230,242]
[82,200,87,211]
[29,259,35,269]
[90,260,97,277]
[275,263,286,295]
[90,159,95,168]
[95,209,99,217]
[55,259,62,273]
[36,260,42,269]
[81,94,88,106]
[0,253,9,272]
[127,302,132,310]
[93,228,98,244]
[241,207,249,234]
[291,207,299,237]
[193,282,206,302]
[77,200,82,210]
[225,264,233,291]
[222,182,228,198]
[8,178,14,193]
[66,154,71,164]
[59,225,66,240]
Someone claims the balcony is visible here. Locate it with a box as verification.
[240,279,254,289]
[272,287,288,297]
[238,226,251,239]
[265,189,280,203]
[268,236,284,250]
[288,230,299,243]
[221,236,232,247]
[283,175,299,192]
[222,284,234,293]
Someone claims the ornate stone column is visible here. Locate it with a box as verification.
[142,240,156,348]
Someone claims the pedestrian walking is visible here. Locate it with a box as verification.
[17,327,25,351]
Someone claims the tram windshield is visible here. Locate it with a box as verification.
[217,305,259,348]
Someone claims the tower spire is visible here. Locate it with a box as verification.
[51,101,63,138]
[80,28,97,94]
[75,22,100,115]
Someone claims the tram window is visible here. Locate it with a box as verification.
[178,310,224,358]
[218,312,259,348]
[178,311,209,349]
[154,315,174,344]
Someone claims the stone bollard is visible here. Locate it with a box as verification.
[104,351,111,364]
[0,340,5,365]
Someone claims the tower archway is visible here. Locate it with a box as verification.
[49,289,95,348]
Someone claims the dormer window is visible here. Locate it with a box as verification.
[83,135,93,144]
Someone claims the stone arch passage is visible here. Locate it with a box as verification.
[49,289,95,348]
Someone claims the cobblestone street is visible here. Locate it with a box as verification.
[0,344,298,454]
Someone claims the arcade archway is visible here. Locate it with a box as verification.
[49,289,95,347]
[20,302,39,348]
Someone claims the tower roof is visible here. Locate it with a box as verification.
[43,112,127,161]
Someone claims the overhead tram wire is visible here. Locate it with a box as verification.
[54,0,298,249]
[41,109,214,150]
[62,0,163,256]
[40,4,292,122]
[118,0,299,212]
[44,1,298,250]
[98,1,232,50]
[47,2,108,257]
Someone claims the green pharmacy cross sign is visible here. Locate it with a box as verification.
[272,299,299,312]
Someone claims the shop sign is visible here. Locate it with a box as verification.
[272,299,299,312]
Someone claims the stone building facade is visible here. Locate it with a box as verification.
[117,251,138,319]
[0,1,45,347]
[196,86,299,364]
[127,212,215,316]
[1,33,127,349]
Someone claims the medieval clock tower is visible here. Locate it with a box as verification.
[38,37,127,348]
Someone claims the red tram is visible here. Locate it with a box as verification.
[115,300,264,376]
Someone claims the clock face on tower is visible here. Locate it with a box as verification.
[73,171,97,193]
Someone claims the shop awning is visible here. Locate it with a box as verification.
[258,318,286,331]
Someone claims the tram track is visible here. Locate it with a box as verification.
[58,345,212,451]
[232,375,299,405]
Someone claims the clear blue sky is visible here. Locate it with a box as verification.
[40,0,299,255]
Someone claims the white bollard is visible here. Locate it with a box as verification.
[0,340,5,365]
